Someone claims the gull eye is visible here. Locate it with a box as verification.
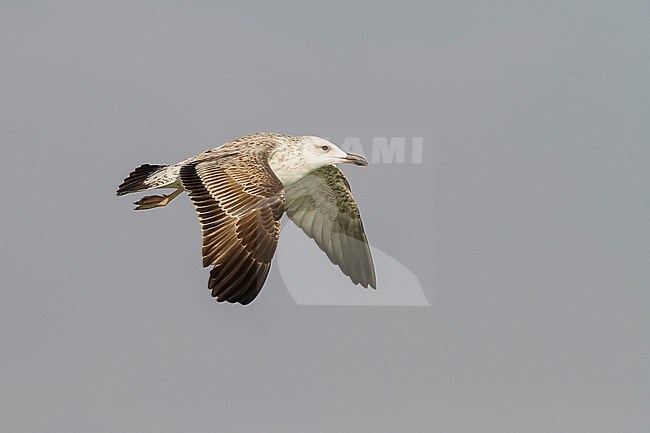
[321,145,330,151]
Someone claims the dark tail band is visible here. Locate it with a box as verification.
[116,164,166,196]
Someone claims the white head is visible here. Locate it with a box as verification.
[268,134,368,185]
[298,136,368,171]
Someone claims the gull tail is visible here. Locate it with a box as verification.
[116,164,167,196]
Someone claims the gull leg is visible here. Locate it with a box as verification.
[134,188,183,210]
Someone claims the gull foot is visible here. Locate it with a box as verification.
[134,194,172,210]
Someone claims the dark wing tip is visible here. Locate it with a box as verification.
[207,257,271,305]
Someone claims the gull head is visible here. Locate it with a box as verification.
[298,136,368,170]
[268,134,368,185]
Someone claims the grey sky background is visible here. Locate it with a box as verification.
[1,1,648,432]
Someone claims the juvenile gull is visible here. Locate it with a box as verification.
[116,132,376,305]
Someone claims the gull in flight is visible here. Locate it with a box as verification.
[116,132,376,304]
